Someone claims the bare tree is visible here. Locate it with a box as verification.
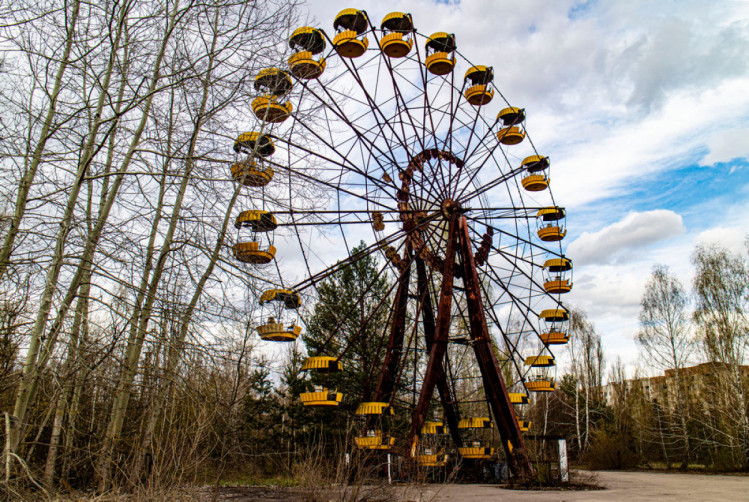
[636,264,695,468]
[692,243,749,468]
[567,306,604,452]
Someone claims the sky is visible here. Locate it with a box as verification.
[289,0,749,376]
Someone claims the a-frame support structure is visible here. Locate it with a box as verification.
[371,211,535,479]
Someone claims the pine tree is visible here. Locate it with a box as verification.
[303,241,392,408]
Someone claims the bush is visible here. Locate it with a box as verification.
[584,429,640,469]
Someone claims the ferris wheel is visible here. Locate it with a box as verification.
[229,9,572,477]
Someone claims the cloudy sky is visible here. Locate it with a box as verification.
[293,0,749,374]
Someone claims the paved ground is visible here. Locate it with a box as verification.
[403,470,748,501]
[211,470,748,501]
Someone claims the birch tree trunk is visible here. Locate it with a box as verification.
[9,0,130,458]
[0,0,80,281]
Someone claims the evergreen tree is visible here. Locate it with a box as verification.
[303,241,392,407]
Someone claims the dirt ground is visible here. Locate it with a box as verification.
[210,470,749,502]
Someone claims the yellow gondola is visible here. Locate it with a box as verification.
[457,417,495,460]
[288,27,327,79]
[379,12,413,58]
[257,289,302,342]
[524,355,557,393]
[464,66,494,106]
[424,32,456,75]
[231,130,274,189]
[333,9,369,58]
[520,155,549,192]
[299,356,344,406]
[539,304,569,345]
[543,257,573,294]
[232,210,277,265]
[415,422,448,467]
[354,401,395,450]
[252,68,293,123]
[536,206,566,241]
[354,430,396,450]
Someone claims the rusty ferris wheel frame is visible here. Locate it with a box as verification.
[234,9,572,480]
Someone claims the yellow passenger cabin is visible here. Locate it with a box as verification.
[231,133,275,186]
[232,210,277,265]
[539,305,570,345]
[424,32,456,75]
[333,9,369,58]
[457,417,495,460]
[354,430,396,450]
[464,66,494,105]
[299,356,344,406]
[257,289,302,342]
[496,107,526,145]
[520,155,549,192]
[379,12,413,58]
[415,421,448,467]
[354,401,395,450]
[536,206,566,241]
[524,354,557,393]
[288,27,327,79]
[252,68,293,123]
[543,257,573,294]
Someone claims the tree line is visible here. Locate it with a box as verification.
[0,0,314,496]
[531,240,749,471]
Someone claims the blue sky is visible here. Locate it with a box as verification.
[297,0,749,374]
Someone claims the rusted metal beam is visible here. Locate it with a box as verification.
[407,213,459,453]
[373,246,412,403]
[416,257,463,448]
[457,216,535,479]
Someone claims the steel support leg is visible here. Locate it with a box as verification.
[457,216,535,479]
[407,213,459,453]
[416,257,463,448]
[373,247,412,403]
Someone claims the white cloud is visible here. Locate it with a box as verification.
[701,128,749,166]
[567,210,685,265]
[694,226,748,255]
